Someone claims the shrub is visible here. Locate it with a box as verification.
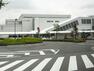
[0,37,43,45]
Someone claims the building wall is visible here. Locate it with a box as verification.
[3,15,93,33]
[19,14,71,31]
[21,18,33,32]
[34,17,69,31]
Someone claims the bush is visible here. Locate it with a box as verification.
[0,37,43,45]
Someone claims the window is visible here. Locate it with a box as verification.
[59,27,62,31]
[71,23,74,27]
[92,26,94,30]
[81,19,91,24]
[65,25,69,29]
[1,26,3,30]
[74,20,79,25]
[47,20,53,23]
[63,26,66,30]
[55,21,59,23]
[92,19,94,26]
[68,24,71,28]
[87,19,91,24]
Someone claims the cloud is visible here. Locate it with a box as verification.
[82,3,94,9]
[6,0,36,10]
[0,0,94,24]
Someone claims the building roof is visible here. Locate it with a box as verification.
[19,14,71,19]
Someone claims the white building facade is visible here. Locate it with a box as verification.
[0,14,94,39]
[0,14,71,33]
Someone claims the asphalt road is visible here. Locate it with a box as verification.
[0,40,94,71]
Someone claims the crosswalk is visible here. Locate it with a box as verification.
[0,54,94,71]
[0,49,59,58]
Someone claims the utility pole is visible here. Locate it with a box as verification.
[14,19,17,38]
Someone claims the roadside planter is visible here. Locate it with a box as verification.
[0,37,43,46]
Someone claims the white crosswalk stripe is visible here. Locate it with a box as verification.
[50,57,64,71]
[39,51,45,55]
[91,54,94,58]
[14,59,38,71]
[32,58,52,71]
[0,60,24,71]
[81,55,94,68]
[68,56,78,71]
[0,61,8,65]
[0,54,94,71]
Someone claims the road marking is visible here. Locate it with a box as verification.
[81,55,94,68]
[91,54,94,58]
[14,59,38,71]
[25,52,30,55]
[39,51,45,55]
[0,55,14,58]
[0,60,24,71]
[50,57,64,71]
[32,58,52,71]
[0,61,8,65]
[51,49,56,53]
[7,55,14,58]
[50,49,59,54]
[68,56,78,71]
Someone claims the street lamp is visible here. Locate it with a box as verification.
[14,19,17,38]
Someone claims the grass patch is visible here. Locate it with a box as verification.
[0,37,43,46]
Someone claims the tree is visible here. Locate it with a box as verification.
[53,24,60,40]
[0,0,8,9]
[37,27,40,38]
[72,24,78,39]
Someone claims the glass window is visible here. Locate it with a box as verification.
[55,21,59,22]
[68,23,72,28]
[47,20,53,22]
[71,23,74,27]
[65,25,68,29]
[75,20,79,25]
[81,19,91,24]
[92,19,94,26]
[92,26,94,30]
[63,26,66,30]
[87,19,91,24]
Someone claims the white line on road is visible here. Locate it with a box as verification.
[0,60,24,71]
[50,57,64,71]
[81,55,94,68]
[14,59,38,71]
[39,51,45,55]
[0,61,8,65]
[91,54,94,58]
[51,49,56,53]
[0,55,14,58]
[25,52,30,55]
[68,56,78,71]
[50,49,59,54]
[7,55,14,58]
[32,58,52,71]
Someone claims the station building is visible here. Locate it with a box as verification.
[42,16,94,39]
[0,14,94,39]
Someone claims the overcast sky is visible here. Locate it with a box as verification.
[0,0,94,24]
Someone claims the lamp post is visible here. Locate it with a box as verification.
[14,19,17,38]
[37,27,40,38]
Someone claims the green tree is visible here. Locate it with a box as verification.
[0,0,8,9]
[53,24,60,40]
[72,24,78,39]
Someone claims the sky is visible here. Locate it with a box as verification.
[0,0,94,24]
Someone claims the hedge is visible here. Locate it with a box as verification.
[0,37,43,45]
